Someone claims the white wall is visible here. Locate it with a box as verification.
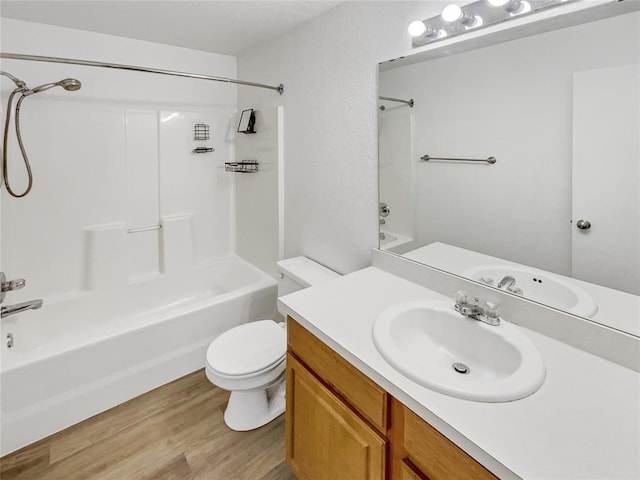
[238,1,438,274]
[234,106,283,276]
[1,19,238,301]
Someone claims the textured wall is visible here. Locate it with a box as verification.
[238,2,437,274]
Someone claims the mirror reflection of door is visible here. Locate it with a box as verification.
[572,64,640,296]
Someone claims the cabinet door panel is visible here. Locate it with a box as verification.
[286,353,386,480]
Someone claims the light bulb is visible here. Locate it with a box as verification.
[408,21,427,37]
[442,4,479,27]
[511,1,531,14]
[488,0,531,14]
[442,4,463,23]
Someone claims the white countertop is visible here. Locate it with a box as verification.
[278,267,640,480]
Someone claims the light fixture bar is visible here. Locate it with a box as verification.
[410,0,573,48]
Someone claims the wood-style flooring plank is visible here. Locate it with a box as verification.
[0,369,295,480]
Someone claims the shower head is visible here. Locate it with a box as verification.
[26,78,82,95]
[59,78,82,91]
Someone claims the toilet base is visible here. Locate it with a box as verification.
[224,379,286,431]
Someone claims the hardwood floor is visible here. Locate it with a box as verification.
[0,370,296,480]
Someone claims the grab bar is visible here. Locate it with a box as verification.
[127,225,161,233]
[420,155,496,164]
[379,96,414,108]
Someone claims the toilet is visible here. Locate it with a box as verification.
[205,256,340,431]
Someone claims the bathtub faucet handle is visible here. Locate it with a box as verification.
[2,278,26,292]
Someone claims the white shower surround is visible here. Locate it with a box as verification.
[0,19,281,457]
[0,255,276,456]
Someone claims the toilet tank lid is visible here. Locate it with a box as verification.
[276,256,340,287]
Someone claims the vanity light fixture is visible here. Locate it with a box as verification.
[408,21,442,39]
[410,0,571,48]
[441,4,482,28]
[488,0,532,15]
[408,20,427,37]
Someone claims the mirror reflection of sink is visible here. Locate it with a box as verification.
[372,300,546,402]
[462,264,598,318]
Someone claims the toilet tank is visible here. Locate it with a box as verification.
[276,256,340,297]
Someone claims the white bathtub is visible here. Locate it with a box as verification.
[0,255,276,456]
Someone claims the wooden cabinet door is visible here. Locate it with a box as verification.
[286,353,386,480]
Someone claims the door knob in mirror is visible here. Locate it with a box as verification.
[576,219,591,230]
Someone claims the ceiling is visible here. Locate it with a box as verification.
[0,1,344,56]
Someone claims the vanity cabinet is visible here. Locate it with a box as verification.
[286,318,497,480]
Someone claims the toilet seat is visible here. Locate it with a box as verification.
[209,355,286,380]
[206,320,286,378]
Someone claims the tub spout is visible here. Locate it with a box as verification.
[1,299,43,318]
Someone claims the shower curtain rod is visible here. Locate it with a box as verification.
[0,52,284,95]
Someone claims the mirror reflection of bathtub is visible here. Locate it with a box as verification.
[379,231,415,254]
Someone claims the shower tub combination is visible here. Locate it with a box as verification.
[0,255,276,456]
[0,52,285,457]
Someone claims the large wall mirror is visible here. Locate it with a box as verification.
[378,2,639,337]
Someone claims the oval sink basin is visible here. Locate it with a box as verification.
[373,300,545,402]
[462,264,598,318]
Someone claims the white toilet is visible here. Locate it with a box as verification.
[205,256,339,431]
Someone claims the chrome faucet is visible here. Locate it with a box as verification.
[1,299,44,318]
[497,275,523,295]
[454,291,500,326]
[497,275,516,290]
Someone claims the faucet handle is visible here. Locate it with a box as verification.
[2,278,26,292]
[483,301,500,319]
[455,291,469,305]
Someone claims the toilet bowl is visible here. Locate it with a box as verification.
[205,256,339,431]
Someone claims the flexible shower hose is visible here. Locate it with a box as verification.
[2,88,33,198]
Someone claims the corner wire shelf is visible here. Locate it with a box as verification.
[225,160,258,173]
[420,154,496,165]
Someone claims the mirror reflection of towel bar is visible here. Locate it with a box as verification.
[379,96,414,107]
[420,155,496,164]
[127,225,162,233]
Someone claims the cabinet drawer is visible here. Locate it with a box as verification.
[287,318,388,433]
[403,406,497,480]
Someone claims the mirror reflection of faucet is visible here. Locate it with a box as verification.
[478,275,523,296]
[498,275,523,295]
[498,275,516,289]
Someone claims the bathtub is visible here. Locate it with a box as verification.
[379,231,415,255]
[0,255,277,456]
